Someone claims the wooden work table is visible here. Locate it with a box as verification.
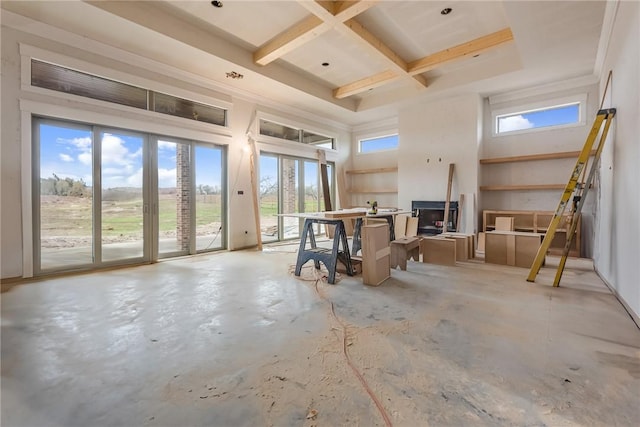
[279,209,410,284]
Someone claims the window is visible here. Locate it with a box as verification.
[31,59,227,126]
[495,101,582,135]
[33,117,227,275]
[259,119,335,149]
[359,134,398,153]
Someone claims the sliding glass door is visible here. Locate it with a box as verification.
[34,117,226,275]
[36,121,94,270]
[99,129,147,263]
[258,153,334,242]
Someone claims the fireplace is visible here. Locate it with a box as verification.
[412,201,458,235]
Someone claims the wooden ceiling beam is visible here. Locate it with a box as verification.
[254,15,327,66]
[344,18,427,90]
[408,28,514,75]
[334,1,379,21]
[333,69,397,99]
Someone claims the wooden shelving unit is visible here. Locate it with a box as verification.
[479,150,596,164]
[344,167,398,204]
[480,184,566,191]
[345,167,398,174]
[479,150,597,191]
[483,210,581,257]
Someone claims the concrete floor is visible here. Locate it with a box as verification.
[2,248,639,426]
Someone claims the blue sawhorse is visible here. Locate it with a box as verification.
[294,218,354,284]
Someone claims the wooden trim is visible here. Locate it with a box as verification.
[345,167,398,174]
[480,184,566,191]
[480,150,597,164]
[253,16,325,66]
[408,28,514,75]
[333,70,398,99]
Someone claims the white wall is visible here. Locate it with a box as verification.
[398,94,482,233]
[480,83,600,256]
[594,1,640,320]
[0,21,350,279]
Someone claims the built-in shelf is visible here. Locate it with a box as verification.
[480,150,596,164]
[483,210,580,257]
[345,167,398,174]
[349,189,398,194]
[480,184,566,191]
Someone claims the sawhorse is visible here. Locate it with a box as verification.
[352,215,395,256]
[294,218,354,284]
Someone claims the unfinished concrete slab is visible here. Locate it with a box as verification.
[2,249,639,426]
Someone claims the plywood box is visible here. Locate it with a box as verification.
[485,231,543,268]
[439,234,468,261]
[362,223,390,286]
[495,216,515,231]
[441,232,475,259]
[420,237,456,266]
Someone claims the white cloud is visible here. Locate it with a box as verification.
[59,136,91,150]
[101,134,132,166]
[498,115,534,133]
[158,140,177,151]
[78,151,92,165]
[158,168,177,188]
[59,153,74,162]
[126,168,143,187]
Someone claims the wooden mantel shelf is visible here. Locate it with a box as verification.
[480,150,597,164]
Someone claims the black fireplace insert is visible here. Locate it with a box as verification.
[411,200,458,235]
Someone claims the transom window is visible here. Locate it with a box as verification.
[494,98,584,136]
[358,134,398,153]
[259,119,334,149]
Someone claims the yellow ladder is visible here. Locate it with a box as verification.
[527,108,616,285]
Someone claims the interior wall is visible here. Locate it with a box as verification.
[480,83,599,256]
[398,94,481,234]
[0,21,350,279]
[594,0,640,320]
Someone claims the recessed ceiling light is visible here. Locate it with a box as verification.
[322,62,330,67]
[441,7,452,15]
[211,1,223,8]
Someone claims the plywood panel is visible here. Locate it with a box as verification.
[406,217,419,237]
[394,214,408,239]
[362,223,390,286]
[495,216,515,231]
[420,237,456,266]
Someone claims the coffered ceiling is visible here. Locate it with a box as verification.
[1,1,607,126]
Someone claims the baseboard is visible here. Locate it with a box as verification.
[595,267,640,330]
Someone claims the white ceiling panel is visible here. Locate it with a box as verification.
[1,0,608,125]
[279,28,391,87]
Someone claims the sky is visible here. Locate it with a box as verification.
[39,123,222,190]
[498,103,579,133]
[360,134,398,152]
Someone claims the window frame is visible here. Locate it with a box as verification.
[491,94,587,137]
[357,133,399,154]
